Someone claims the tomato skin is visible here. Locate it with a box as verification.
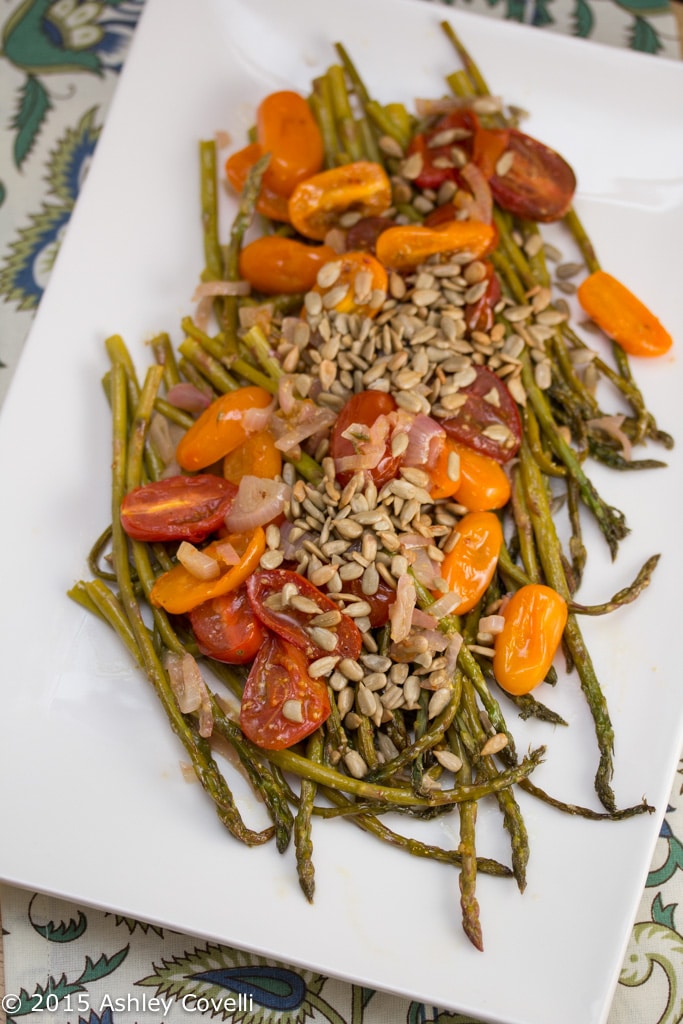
[464,262,501,333]
[493,584,568,695]
[120,475,237,543]
[240,633,331,750]
[225,143,291,222]
[312,251,388,318]
[176,386,273,472]
[428,437,462,501]
[247,569,362,661]
[451,444,511,512]
[489,129,576,223]
[441,365,521,464]
[406,110,508,190]
[288,161,392,241]
[189,586,266,664]
[239,237,337,295]
[343,576,394,628]
[439,511,503,614]
[256,90,324,198]
[223,428,282,485]
[150,528,266,615]
[577,270,673,358]
[375,220,496,273]
[329,390,400,488]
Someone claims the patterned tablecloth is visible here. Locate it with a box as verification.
[1,2,682,1023]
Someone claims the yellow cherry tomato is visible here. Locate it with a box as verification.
[452,443,511,511]
[176,386,272,473]
[493,584,568,695]
[439,511,503,614]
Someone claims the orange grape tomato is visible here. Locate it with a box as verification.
[238,236,337,295]
[312,251,388,317]
[493,584,568,695]
[256,90,324,197]
[451,444,511,511]
[577,270,672,358]
[149,528,266,615]
[222,428,282,484]
[240,632,331,750]
[439,511,503,614]
[374,220,497,273]
[429,438,462,501]
[288,161,392,241]
[176,386,273,472]
[224,142,290,222]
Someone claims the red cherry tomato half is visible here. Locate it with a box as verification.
[489,129,576,223]
[188,586,266,665]
[120,475,237,543]
[343,576,394,628]
[464,261,501,333]
[246,569,362,661]
[441,365,522,464]
[240,633,331,750]
[330,390,401,488]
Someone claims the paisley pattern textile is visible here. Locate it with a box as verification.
[1,2,682,1022]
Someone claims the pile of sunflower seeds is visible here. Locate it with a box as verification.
[254,249,592,779]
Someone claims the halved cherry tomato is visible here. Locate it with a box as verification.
[312,251,388,318]
[150,528,266,615]
[223,428,282,485]
[256,90,324,197]
[189,585,266,664]
[225,143,290,223]
[451,443,511,512]
[493,584,568,695]
[406,110,509,190]
[464,261,502,333]
[577,270,672,358]
[120,475,236,543]
[240,633,331,750]
[247,568,362,661]
[343,577,395,628]
[439,511,503,614]
[441,365,521,463]
[176,386,273,472]
[429,437,462,501]
[239,236,337,295]
[375,220,496,273]
[288,161,392,241]
[329,390,400,489]
[489,129,576,223]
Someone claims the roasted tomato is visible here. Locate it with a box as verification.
[238,237,337,295]
[120,475,236,543]
[247,569,362,661]
[188,586,266,664]
[489,129,576,223]
[406,110,508,190]
[330,390,401,488]
[441,366,521,463]
[343,576,394,628]
[256,90,324,197]
[240,633,331,750]
[464,261,501,333]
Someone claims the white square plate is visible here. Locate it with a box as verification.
[1,1,682,1022]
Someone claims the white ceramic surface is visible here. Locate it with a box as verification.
[1,1,682,1022]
